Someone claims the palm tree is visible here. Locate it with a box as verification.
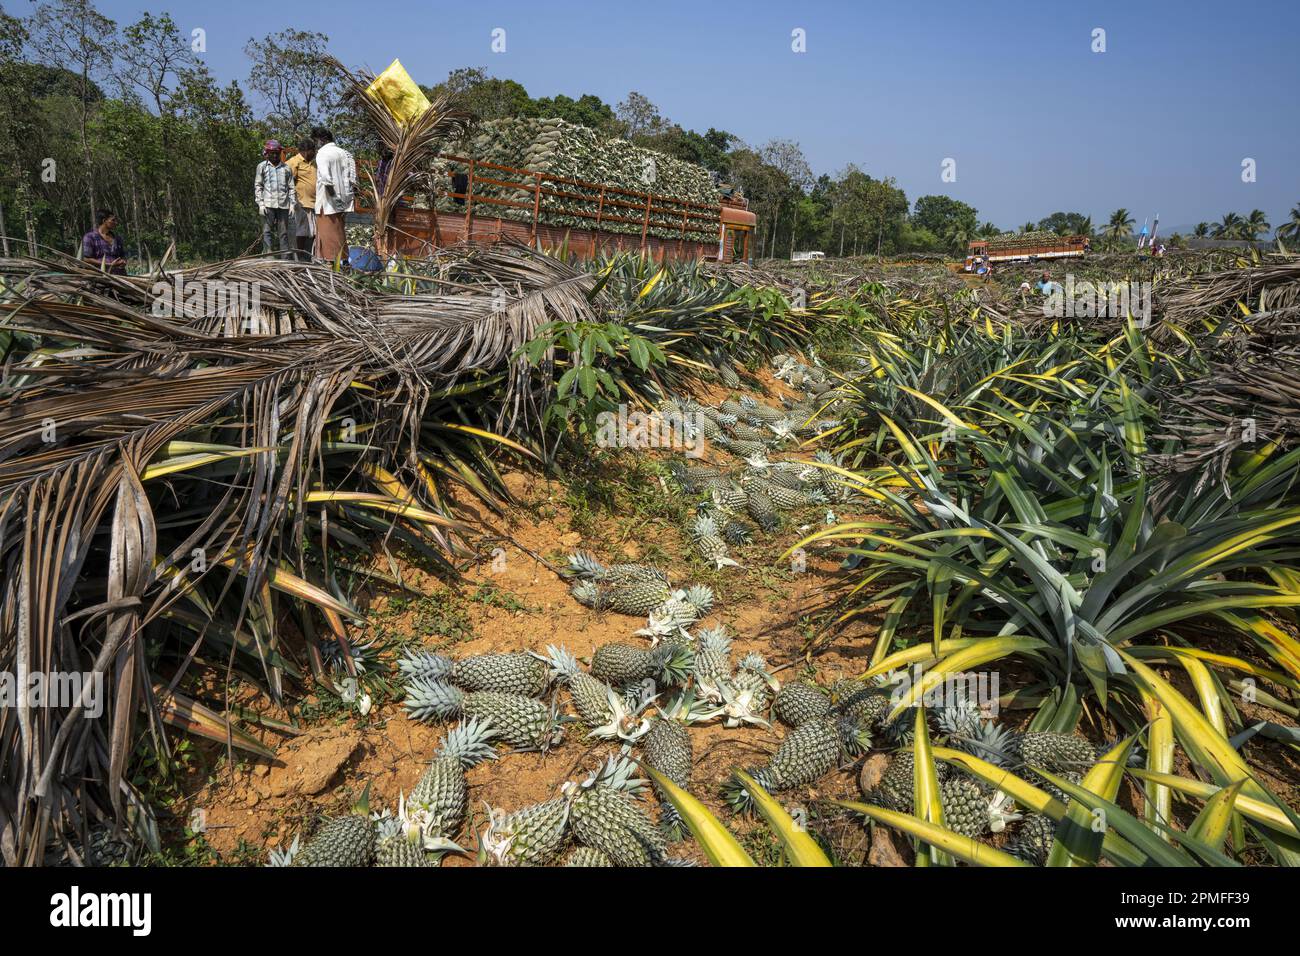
[1213,212,1244,239]
[1105,208,1134,239]
[1193,223,1210,239]
[1277,204,1300,243]
[1246,209,1271,240]
[1019,221,1036,233]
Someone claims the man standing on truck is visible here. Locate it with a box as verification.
[286,139,317,260]
[254,140,295,257]
[312,127,356,263]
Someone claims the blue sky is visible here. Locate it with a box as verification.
[15,0,1300,232]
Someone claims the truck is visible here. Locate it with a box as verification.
[791,251,825,262]
[964,233,1090,270]
[355,150,757,265]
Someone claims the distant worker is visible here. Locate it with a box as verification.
[376,147,394,198]
[286,139,318,260]
[312,127,356,263]
[81,208,127,274]
[254,139,295,257]
[1018,280,1032,303]
[451,169,469,206]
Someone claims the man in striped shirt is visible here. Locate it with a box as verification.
[254,139,296,256]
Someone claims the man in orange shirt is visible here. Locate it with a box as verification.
[286,139,318,260]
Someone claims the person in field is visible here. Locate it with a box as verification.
[312,127,356,263]
[286,139,318,260]
[81,209,127,274]
[254,139,295,257]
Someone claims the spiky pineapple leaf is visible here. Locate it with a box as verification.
[640,766,754,868]
[733,772,831,867]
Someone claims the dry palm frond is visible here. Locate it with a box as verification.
[328,57,475,256]
[0,244,600,865]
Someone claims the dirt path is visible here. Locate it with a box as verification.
[181,366,890,865]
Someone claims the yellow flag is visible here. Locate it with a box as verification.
[364,59,430,126]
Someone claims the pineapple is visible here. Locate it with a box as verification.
[565,551,670,590]
[1006,812,1057,866]
[692,625,733,702]
[374,815,433,867]
[565,757,667,867]
[745,475,826,510]
[832,680,913,744]
[590,641,693,688]
[405,718,498,845]
[573,577,674,617]
[938,776,1019,839]
[718,652,778,728]
[480,799,570,867]
[642,712,693,842]
[728,421,771,443]
[637,584,714,639]
[539,645,653,742]
[774,680,832,727]
[563,846,615,867]
[739,394,787,423]
[745,483,780,532]
[1015,731,1097,775]
[397,649,548,697]
[293,814,376,868]
[869,749,950,813]
[718,515,756,546]
[724,714,869,812]
[690,514,741,569]
[724,436,770,460]
[403,678,565,752]
[708,482,749,514]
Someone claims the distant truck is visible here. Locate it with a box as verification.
[965,233,1090,270]
[792,251,825,262]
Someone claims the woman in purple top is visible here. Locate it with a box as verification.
[81,209,127,274]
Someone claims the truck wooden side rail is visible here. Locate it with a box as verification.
[355,153,750,262]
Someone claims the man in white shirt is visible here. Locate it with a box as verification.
[311,127,356,263]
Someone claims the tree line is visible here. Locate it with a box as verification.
[5,1,1297,264]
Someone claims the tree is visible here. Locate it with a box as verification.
[615,91,665,141]
[1193,222,1210,238]
[119,11,196,239]
[427,67,530,120]
[528,92,617,132]
[27,0,117,227]
[1246,209,1271,240]
[244,29,340,137]
[1105,208,1134,238]
[1277,205,1300,243]
[1037,211,1092,236]
[1213,212,1245,239]
[912,195,978,245]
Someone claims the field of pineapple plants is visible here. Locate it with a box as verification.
[3,234,1299,871]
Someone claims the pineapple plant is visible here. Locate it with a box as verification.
[564,757,668,867]
[870,749,949,813]
[690,514,741,569]
[397,648,549,697]
[404,718,498,846]
[374,814,434,867]
[724,714,869,812]
[403,678,565,752]
[774,680,832,727]
[480,799,570,867]
[590,641,693,688]
[538,644,653,742]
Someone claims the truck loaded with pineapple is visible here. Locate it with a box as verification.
[6,60,1299,870]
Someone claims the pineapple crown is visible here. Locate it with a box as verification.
[565,551,606,579]
[737,652,779,689]
[577,752,648,796]
[403,677,465,723]
[720,767,774,814]
[570,579,603,608]
[650,644,695,686]
[593,683,656,743]
[743,451,772,469]
[987,789,1023,834]
[535,644,582,682]
[397,648,452,683]
[692,513,720,538]
[695,625,732,656]
[437,717,500,768]
[739,394,757,409]
[266,834,301,867]
[717,412,738,427]
[835,714,873,757]
[719,677,772,729]
[682,583,715,614]
[657,687,719,726]
[813,449,836,465]
[396,791,467,855]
